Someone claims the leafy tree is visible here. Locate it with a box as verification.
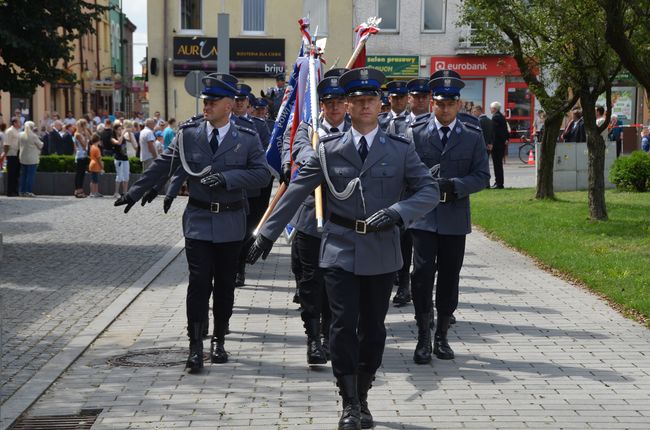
[459,0,619,220]
[459,0,578,200]
[0,0,109,95]
[600,0,650,93]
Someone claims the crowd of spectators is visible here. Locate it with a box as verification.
[0,109,176,198]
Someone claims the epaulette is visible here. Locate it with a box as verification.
[238,116,254,124]
[179,115,204,129]
[251,116,265,123]
[387,133,411,144]
[459,120,482,134]
[377,112,389,119]
[320,132,344,143]
[410,114,431,128]
[234,124,258,135]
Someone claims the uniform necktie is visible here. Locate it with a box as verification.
[209,128,219,153]
[440,126,450,147]
[358,136,369,162]
[330,127,339,133]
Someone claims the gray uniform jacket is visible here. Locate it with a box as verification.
[128,118,271,243]
[234,115,269,198]
[408,114,490,235]
[260,128,439,276]
[289,120,352,238]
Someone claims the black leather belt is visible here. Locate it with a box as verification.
[188,197,244,213]
[329,213,392,235]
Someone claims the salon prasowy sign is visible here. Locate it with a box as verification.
[173,37,285,78]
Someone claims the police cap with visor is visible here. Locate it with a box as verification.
[407,78,430,95]
[386,80,408,96]
[201,74,239,100]
[317,76,346,100]
[428,69,465,101]
[338,68,386,97]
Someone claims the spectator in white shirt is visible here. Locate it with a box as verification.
[139,118,157,171]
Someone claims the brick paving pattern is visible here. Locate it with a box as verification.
[0,195,185,404]
[20,229,650,429]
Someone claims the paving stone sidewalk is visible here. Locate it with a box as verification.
[0,195,185,405]
[16,228,650,429]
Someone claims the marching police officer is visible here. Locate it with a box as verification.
[248,68,439,430]
[408,70,489,364]
[378,80,408,131]
[115,74,271,373]
[284,69,351,365]
[380,92,391,113]
[390,77,433,308]
[232,83,273,287]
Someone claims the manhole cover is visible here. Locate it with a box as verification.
[107,348,209,367]
[10,408,102,429]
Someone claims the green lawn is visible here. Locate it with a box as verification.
[471,188,650,326]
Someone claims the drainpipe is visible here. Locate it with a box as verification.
[163,0,169,119]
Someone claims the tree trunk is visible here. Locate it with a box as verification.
[535,114,563,199]
[580,94,608,221]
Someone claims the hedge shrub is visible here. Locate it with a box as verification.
[609,150,650,192]
[38,155,143,174]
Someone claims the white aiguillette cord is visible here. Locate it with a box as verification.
[169,128,212,178]
[317,140,367,214]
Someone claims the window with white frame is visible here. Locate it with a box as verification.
[243,0,265,34]
[303,0,328,36]
[181,0,202,31]
[422,0,445,32]
[377,0,399,32]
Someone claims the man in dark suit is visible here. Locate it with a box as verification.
[563,108,586,143]
[48,121,64,154]
[489,101,509,189]
[60,124,75,155]
[472,105,494,152]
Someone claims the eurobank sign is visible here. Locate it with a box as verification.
[430,56,521,77]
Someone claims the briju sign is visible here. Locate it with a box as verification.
[430,56,521,77]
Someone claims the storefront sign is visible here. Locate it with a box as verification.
[430,56,521,77]
[366,55,419,78]
[597,87,636,122]
[91,80,115,93]
[173,37,285,77]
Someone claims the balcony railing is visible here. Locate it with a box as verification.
[457,26,484,49]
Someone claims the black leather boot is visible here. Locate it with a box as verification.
[449,314,456,325]
[185,321,204,373]
[392,276,411,307]
[210,321,229,363]
[413,313,432,364]
[305,319,327,365]
[321,315,331,360]
[357,372,375,429]
[201,317,209,339]
[433,315,455,360]
[336,375,361,430]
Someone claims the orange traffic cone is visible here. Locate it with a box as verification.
[527,149,535,165]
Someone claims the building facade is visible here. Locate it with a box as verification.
[146,0,354,122]
[354,0,538,142]
[0,0,135,126]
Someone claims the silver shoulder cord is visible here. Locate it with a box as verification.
[317,141,367,214]
[169,129,212,178]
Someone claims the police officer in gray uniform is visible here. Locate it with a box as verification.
[115,74,271,373]
[391,78,432,308]
[377,80,408,131]
[408,70,490,365]
[248,68,439,430]
[232,83,273,287]
[285,70,351,365]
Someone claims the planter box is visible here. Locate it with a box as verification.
[2,171,143,196]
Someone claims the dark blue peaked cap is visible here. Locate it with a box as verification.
[324,68,349,78]
[428,69,465,100]
[407,78,430,94]
[317,76,346,100]
[234,83,252,98]
[201,74,239,99]
[381,93,390,106]
[253,97,268,108]
[339,68,386,97]
[386,80,408,96]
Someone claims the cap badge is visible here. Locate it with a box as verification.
[330,78,337,86]
[444,78,451,86]
[360,69,369,79]
[443,71,450,77]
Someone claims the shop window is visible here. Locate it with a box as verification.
[460,79,484,113]
[422,0,446,33]
[181,0,202,32]
[303,0,328,36]
[377,0,399,32]
[243,0,265,34]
